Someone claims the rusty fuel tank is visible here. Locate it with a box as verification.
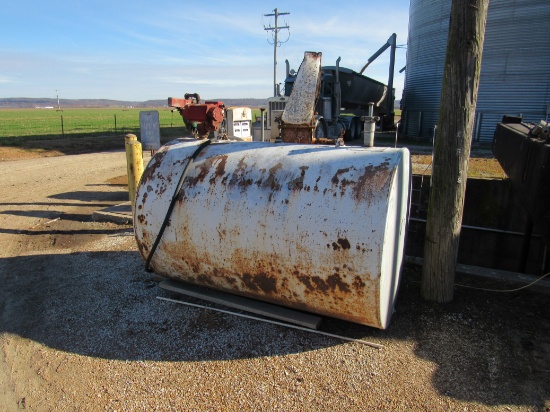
[134,139,410,329]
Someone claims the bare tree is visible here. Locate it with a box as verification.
[422,0,490,302]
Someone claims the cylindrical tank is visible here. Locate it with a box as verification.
[403,0,550,142]
[134,140,411,329]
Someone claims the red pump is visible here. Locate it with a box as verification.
[168,93,224,139]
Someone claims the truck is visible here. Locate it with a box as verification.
[270,34,397,142]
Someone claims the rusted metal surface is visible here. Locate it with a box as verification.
[134,140,410,329]
[280,52,321,143]
[168,96,225,139]
[280,124,314,144]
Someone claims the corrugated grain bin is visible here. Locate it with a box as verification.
[134,139,411,329]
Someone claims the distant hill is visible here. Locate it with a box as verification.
[1,97,400,111]
[0,97,269,109]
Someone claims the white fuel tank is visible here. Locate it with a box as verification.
[134,139,410,329]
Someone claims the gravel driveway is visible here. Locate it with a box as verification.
[0,149,548,411]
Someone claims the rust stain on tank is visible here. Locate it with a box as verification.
[327,273,351,293]
[296,271,352,296]
[332,238,352,251]
[228,158,249,188]
[260,163,283,191]
[238,178,254,190]
[215,155,228,178]
[331,167,350,185]
[197,273,211,285]
[217,227,227,239]
[187,158,215,187]
[353,276,366,292]
[140,150,168,184]
[287,166,308,191]
[337,238,351,249]
[352,164,391,203]
[241,273,278,294]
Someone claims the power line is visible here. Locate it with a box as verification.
[264,8,290,97]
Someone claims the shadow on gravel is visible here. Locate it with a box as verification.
[0,250,548,408]
[0,227,128,236]
[49,190,128,202]
[0,250,344,363]
[0,201,113,208]
[0,210,62,219]
[392,270,550,409]
[86,183,128,188]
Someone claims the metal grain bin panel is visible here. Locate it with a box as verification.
[402,0,450,138]
[404,0,550,142]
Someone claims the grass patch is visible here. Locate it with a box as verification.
[0,107,189,155]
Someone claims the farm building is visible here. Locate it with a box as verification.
[401,0,550,142]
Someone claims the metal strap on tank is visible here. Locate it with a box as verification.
[145,139,211,272]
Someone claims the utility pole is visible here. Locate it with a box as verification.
[421,0,489,302]
[264,8,290,97]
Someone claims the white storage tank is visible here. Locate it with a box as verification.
[134,140,411,329]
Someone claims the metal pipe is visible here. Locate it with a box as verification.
[359,41,391,75]
[363,103,376,147]
[273,9,278,96]
[409,216,542,237]
[334,57,342,126]
[260,108,266,142]
[285,59,290,79]
[386,33,397,129]
[157,296,383,348]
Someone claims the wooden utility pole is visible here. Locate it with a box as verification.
[264,8,290,97]
[421,0,489,302]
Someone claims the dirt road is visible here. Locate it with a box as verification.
[0,149,549,411]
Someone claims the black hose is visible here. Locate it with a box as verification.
[145,139,211,272]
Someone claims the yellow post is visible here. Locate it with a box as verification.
[125,135,144,212]
[125,133,137,144]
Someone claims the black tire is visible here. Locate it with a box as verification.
[351,117,363,140]
[351,118,357,140]
[314,119,327,139]
[344,122,352,141]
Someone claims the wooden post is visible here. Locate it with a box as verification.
[421,0,489,302]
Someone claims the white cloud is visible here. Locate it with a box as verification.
[0,75,16,84]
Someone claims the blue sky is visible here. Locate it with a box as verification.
[0,0,410,101]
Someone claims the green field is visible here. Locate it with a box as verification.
[0,107,188,146]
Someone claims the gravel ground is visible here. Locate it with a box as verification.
[0,149,549,411]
